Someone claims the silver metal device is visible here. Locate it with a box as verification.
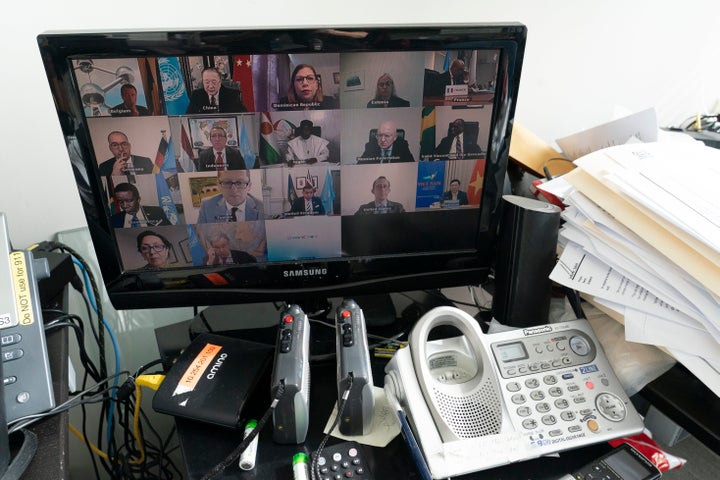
[270,304,310,444]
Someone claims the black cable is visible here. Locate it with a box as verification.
[37,241,118,477]
[45,241,108,382]
[137,408,182,479]
[3,429,38,480]
[311,374,354,480]
[79,372,103,480]
[43,301,175,477]
[200,382,286,480]
[135,358,164,377]
[73,283,103,348]
[44,317,102,382]
[98,378,182,480]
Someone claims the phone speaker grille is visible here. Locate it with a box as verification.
[433,380,502,438]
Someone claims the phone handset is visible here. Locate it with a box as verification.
[408,306,503,442]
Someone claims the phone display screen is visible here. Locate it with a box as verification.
[495,342,528,363]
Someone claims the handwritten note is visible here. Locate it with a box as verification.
[323,386,401,448]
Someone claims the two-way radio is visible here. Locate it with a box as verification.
[335,299,375,436]
[270,304,311,444]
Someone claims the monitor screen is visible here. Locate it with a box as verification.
[38,24,526,310]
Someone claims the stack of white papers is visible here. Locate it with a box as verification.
[547,140,720,396]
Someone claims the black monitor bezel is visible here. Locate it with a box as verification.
[38,24,526,309]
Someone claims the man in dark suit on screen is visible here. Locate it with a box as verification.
[98,131,154,179]
[354,176,405,215]
[358,121,414,163]
[435,118,482,159]
[197,170,263,223]
[111,183,171,228]
[195,125,247,171]
[202,232,256,265]
[186,67,247,114]
[290,184,325,216]
[423,59,467,97]
[109,84,150,117]
[441,178,469,207]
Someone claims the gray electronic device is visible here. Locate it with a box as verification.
[270,304,310,444]
[335,299,374,436]
[0,212,55,424]
[384,306,646,478]
[0,346,7,477]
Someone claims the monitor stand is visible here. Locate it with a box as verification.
[349,294,397,326]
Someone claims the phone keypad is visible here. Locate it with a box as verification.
[503,368,626,440]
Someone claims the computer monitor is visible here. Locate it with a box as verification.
[37,24,526,311]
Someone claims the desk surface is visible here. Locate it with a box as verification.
[174,356,611,480]
[158,320,612,480]
[154,294,720,478]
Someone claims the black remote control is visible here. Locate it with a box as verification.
[312,441,374,480]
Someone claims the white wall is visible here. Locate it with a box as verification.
[2,0,719,248]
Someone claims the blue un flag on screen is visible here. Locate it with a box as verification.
[159,57,190,115]
[185,225,206,266]
[239,117,256,169]
[320,169,335,214]
[160,136,177,173]
[155,171,180,225]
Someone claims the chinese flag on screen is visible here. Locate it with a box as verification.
[233,55,255,111]
[466,159,486,205]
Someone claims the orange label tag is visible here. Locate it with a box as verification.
[172,343,222,396]
[204,273,229,286]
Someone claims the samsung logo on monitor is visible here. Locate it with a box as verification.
[283,268,328,278]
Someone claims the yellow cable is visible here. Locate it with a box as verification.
[68,423,109,460]
[128,383,146,465]
[69,377,163,468]
[136,374,165,390]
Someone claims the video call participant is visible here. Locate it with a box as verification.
[197,169,264,223]
[109,84,150,117]
[366,73,410,108]
[435,119,482,159]
[196,125,247,171]
[185,67,247,114]
[203,232,256,265]
[286,120,329,166]
[290,184,325,216]
[424,58,467,97]
[442,178,469,206]
[111,182,171,228]
[136,230,172,270]
[98,131,154,179]
[358,121,414,163]
[354,176,405,215]
[275,64,336,111]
